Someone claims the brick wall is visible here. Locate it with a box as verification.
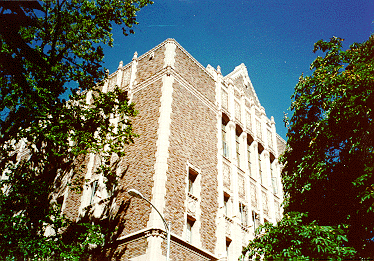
[174,47,216,104]
[136,45,166,84]
[165,80,218,253]
[115,237,148,260]
[162,240,214,261]
[63,154,88,220]
[116,80,163,237]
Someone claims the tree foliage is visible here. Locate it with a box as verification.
[0,0,151,259]
[243,212,356,259]
[244,35,374,259]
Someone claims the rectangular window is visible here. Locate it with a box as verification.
[236,132,240,168]
[239,202,248,226]
[186,216,195,243]
[188,168,198,195]
[90,180,98,205]
[226,239,231,259]
[270,159,278,194]
[224,193,230,217]
[252,211,260,235]
[222,121,229,158]
[247,143,251,177]
[258,152,262,184]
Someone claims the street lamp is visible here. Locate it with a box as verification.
[128,189,171,261]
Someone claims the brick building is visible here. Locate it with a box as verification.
[64,39,286,261]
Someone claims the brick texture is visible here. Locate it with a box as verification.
[165,80,218,253]
[115,237,148,260]
[174,47,216,104]
[116,80,163,237]
[136,46,166,84]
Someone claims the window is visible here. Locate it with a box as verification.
[258,151,262,184]
[90,180,98,205]
[223,193,230,217]
[270,156,278,194]
[188,168,198,195]
[247,143,251,176]
[236,130,240,168]
[226,238,232,259]
[252,211,260,235]
[186,216,195,243]
[239,202,248,226]
[222,120,229,158]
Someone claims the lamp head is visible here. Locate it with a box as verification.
[128,189,144,199]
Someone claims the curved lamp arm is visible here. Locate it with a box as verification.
[128,188,171,261]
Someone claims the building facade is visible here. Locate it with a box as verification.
[64,39,286,261]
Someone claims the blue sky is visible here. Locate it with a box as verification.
[102,0,374,140]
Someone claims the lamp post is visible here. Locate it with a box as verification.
[128,189,171,261]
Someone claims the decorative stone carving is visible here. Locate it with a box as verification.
[245,111,251,131]
[234,89,240,99]
[187,193,198,216]
[235,101,241,122]
[132,51,138,60]
[223,163,231,189]
[121,69,131,89]
[256,119,262,140]
[262,191,269,217]
[225,216,233,236]
[221,89,228,110]
[217,65,221,74]
[145,228,166,239]
[245,99,251,108]
[250,182,257,209]
[238,173,245,199]
[267,129,273,149]
[255,108,261,118]
[108,73,117,91]
[274,200,281,222]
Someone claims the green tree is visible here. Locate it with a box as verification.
[0,0,152,259]
[243,35,374,259]
[243,212,356,259]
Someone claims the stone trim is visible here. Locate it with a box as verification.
[116,228,218,261]
[131,66,218,114]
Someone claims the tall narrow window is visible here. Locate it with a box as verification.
[90,180,98,205]
[188,168,198,195]
[226,239,231,259]
[270,156,278,194]
[236,130,240,168]
[222,120,229,158]
[223,193,230,217]
[258,150,262,184]
[239,202,248,226]
[186,216,195,243]
[252,211,260,235]
[247,143,251,176]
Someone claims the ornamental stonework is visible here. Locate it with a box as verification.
[250,182,257,209]
[235,101,241,121]
[108,74,117,91]
[255,108,261,118]
[223,163,231,189]
[121,68,131,89]
[234,89,240,99]
[267,129,273,148]
[262,191,269,217]
[245,111,251,131]
[187,194,198,216]
[256,119,262,140]
[221,89,228,110]
[245,99,251,108]
[238,173,245,199]
[274,200,281,222]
